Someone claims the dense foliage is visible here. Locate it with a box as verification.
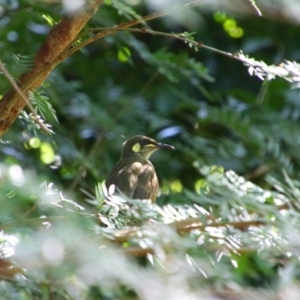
[1,0,300,299]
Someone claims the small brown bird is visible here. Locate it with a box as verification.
[105,135,174,202]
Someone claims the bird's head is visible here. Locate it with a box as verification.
[121,135,174,159]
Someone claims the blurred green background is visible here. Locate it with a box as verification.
[3,0,300,197]
[1,0,300,299]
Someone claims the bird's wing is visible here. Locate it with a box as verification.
[133,163,158,201]
[106,160,143,198]
[106,159,158,200]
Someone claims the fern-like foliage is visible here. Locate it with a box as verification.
[1,161,300,298]
[29,89,58,123]
[237,51,300,87]
[3,53,34,78]
[19,111,54,136]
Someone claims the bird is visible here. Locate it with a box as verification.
[105,135,174,202]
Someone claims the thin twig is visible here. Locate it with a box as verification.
[65,0,209,57]
[248,0,262,16]
[0,59,50,134]
[120,245,256,257]
[88,27,240,61]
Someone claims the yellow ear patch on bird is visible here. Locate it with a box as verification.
[132,143,141,152]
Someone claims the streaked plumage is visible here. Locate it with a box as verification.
[105,135,174,202]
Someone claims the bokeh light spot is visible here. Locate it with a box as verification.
[40,143,55,164]
[29,137,41,149]
[8,165,25,186]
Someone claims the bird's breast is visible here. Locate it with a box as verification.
[106,158,159,201]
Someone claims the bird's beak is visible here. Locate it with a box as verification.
[156,143,175,150]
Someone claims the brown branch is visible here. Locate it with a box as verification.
[0,0,103,137]
[0,59,50,134]
[176,220,265,234]
[0,258,23,277]
[121,246,154,257]
[113,219,265,243]
[244,164,274,180]
[120,244,256,257]
[64,0,209,57]
[115,219,265,257]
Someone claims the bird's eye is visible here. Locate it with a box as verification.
[132,143,141,152]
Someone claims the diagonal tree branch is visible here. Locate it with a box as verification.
[0,0,209,137]
[0,0,103,137]
[0,59,50,134]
